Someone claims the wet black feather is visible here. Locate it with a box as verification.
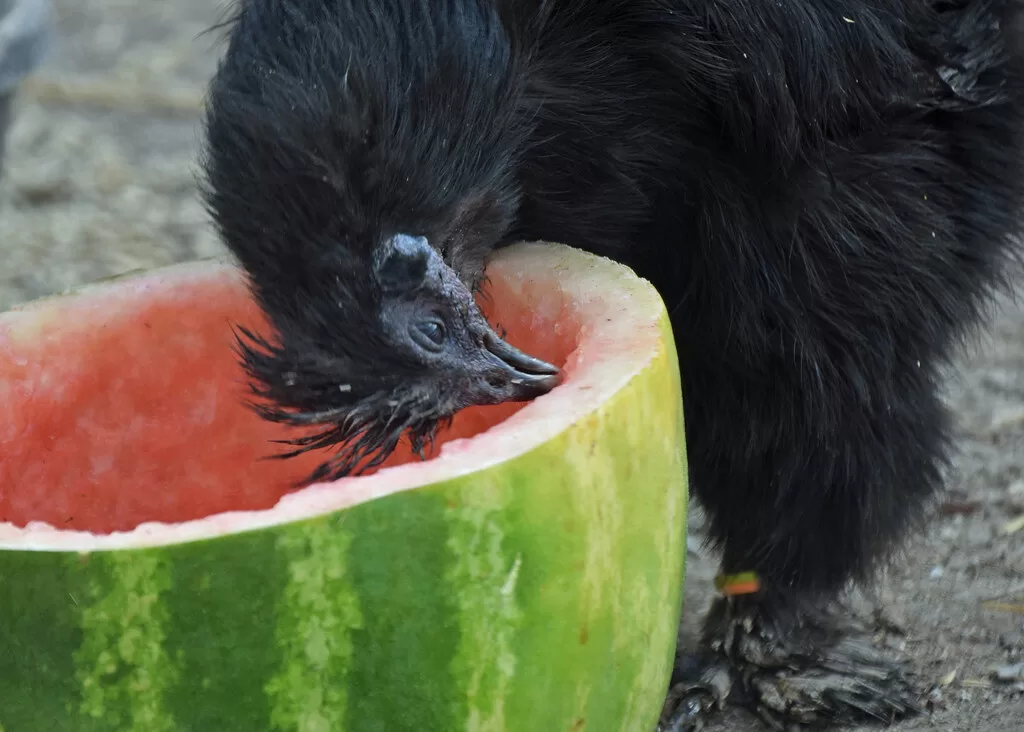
[231,324,451,481]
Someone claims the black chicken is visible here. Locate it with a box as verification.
[198,1,1024,729]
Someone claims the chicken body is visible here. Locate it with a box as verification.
[200,1,1024,728]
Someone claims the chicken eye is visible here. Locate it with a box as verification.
[411,318,447,352]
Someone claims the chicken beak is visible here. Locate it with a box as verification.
[480,327,563,399]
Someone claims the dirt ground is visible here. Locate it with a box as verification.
[1,2,1021,730]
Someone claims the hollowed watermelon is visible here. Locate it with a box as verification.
[0,241,688,732]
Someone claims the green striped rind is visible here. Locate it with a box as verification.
[0,264,687,732]
[444,474,524,732]
[72,552,178,732]
[264,518,363,732]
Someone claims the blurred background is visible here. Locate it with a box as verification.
[0,0,223,311]
[0,2,1022,729]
